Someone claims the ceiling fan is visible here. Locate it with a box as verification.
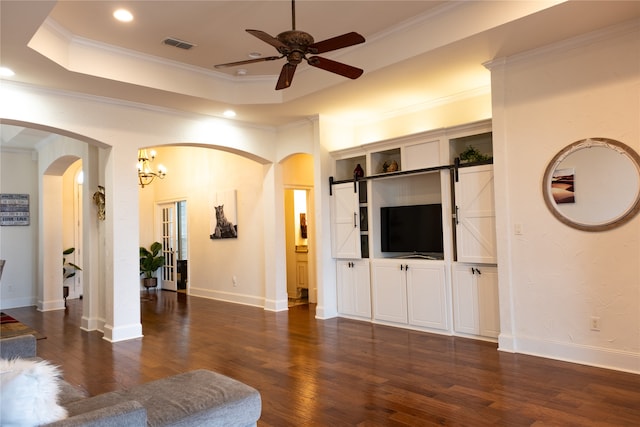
[214,0,365,90]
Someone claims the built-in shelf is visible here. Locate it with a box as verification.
[450,131,493,164]
[335,155,366,181]
[371,148,401,175]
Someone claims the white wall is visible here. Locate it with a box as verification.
[0,150,39,308]
[490,22,640,372]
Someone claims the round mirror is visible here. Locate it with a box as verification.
[542,138,640,231]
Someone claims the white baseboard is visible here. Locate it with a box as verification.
[80,315,101,331]
[37,299,65,312]
[102,322,143,342]
[315,305,337,320]
[0,296,36,310]
[189,287,267,309]
[263,298,289,312]
[509,335,640,374]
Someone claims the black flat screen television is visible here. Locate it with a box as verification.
[380,204,444,254]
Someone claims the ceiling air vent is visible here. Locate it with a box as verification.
[162,37,195,50]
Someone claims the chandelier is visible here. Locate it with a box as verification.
[137,149,167,188]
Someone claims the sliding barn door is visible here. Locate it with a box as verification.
[455,165,497,264]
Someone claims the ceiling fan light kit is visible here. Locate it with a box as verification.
[214,0,365,90]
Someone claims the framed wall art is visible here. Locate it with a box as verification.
[209,190,238,239]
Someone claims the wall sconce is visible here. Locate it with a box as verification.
[137,149,167,188]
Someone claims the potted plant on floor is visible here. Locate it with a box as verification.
[140,242,165,290]
[63,247,82,306]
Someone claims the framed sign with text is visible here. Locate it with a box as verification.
[0,194,30,226]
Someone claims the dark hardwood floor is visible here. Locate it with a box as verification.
[4,291,640,426]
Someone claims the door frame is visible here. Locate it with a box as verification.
[155,199,188,292]
[283,185,316,304]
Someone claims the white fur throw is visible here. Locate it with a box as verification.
[0,358,68,426]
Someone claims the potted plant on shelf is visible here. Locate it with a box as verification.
[459,145,490,163]
[63,247,82,306]
[140,242,165,290]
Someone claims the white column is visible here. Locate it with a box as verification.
[314,119,338,319]
[39,175,65,311]
[81,145,102,331]
[101,144,143,342]
[263,163,288,311]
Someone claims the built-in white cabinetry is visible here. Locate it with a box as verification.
[330,119,498,340]
[452,264,499,338]
[337,259,371,320]
[371,260,448,332]
[454,164,497,264]
[330,182,362,259]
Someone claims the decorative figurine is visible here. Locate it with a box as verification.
[354,163,364,178]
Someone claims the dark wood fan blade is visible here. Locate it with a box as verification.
[307,56,363,79]
[214,56,282,69]
[247,29,288,51]
[308,32,365,54]
[276,63,297,90]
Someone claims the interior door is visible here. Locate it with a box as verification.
[159,203,177,291]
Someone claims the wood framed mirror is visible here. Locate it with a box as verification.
[542,138,640,231]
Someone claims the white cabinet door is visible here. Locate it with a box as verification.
[406,263,448,331]
[371,261,407,324]
[331,182,361,259]
[452,265,479,335]
[337,260,371,319]
[477,266,500,338]
[452,264,499,338]
[455,165,497,264]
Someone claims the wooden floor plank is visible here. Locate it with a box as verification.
[4,291,639,426]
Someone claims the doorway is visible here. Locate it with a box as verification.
[157,200,188,292]
[285,188,311,306]
[63,160,83,301]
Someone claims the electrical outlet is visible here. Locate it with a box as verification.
[232,276,237,287]
[590,316,601,331]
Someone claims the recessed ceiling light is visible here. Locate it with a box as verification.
[223,110,237,118]
[248,52,262,59]
[236,69,247,76]
[113,9,133,22]
[0,67,15,77]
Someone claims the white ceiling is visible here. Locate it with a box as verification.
[1,1,639,149]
